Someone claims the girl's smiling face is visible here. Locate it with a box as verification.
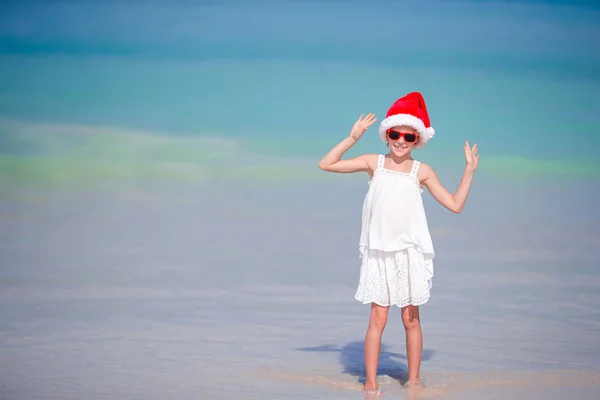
[386,125,419,156]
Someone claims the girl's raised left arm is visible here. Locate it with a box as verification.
[420,141,479,214]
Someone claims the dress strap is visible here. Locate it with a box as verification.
[377,154,385,170]
[411,160,424,193]
[410,160,421,177]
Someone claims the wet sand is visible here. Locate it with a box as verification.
[1,179,599,399]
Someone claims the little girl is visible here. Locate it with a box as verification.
[318,92,479,394]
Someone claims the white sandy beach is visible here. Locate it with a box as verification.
[1,178,599,399]
[1,0,600,398]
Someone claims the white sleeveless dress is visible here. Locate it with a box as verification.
[354,154,435,308]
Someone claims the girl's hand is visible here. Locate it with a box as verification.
[463,141,479,172]
[349,113,377,141]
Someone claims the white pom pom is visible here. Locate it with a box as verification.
[426,127,435,138]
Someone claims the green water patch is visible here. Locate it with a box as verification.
[1,118,598,192]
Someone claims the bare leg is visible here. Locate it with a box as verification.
[401,305,423,386]
[364,303,389,391]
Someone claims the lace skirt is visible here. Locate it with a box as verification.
[354,246,433,308]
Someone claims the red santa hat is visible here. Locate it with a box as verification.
[378,92,435,148]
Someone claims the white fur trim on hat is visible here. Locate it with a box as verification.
[378,114,435,148]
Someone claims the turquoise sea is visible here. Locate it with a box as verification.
[0,0,599,188]
[1,1,599,399]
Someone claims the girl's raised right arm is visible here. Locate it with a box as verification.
[318,113,377,174]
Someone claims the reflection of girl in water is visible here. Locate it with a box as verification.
[318,92,479,395]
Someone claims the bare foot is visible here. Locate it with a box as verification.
[404,379,424,390]
[363,381,381,397]
[363,387,382,398]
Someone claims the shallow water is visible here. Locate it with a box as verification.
[2,0,600,398]
[1,181,599,399]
